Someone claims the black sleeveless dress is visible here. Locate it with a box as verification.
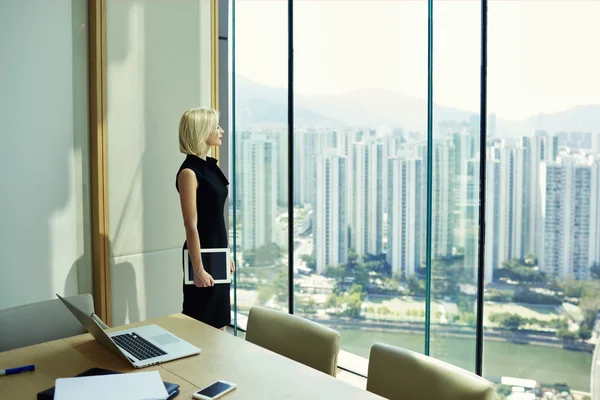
[176,154,231,328]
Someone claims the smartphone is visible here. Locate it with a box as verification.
[192,380,237,400]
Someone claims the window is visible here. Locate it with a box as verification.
[229,0,598,397]
[430,0,481,373]
[231,0,289,320]
[484,2,598,396]
[292,0,428,361]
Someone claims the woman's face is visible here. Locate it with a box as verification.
[206,124,224,147]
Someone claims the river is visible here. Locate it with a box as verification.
[338,328,593,392]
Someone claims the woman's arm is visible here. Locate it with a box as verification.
[178,169,214,287]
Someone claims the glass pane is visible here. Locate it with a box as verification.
[232,0,289,323]
[483,1,598,397]
[293,0,428,363]
[429,0,481,372]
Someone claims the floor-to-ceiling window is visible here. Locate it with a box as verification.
[292,0,428,363]
[429,0,482,374]
[230,0,598,397]
[483,1,598,397]
[231,1,290,320]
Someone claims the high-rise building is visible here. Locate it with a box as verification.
[484,155,501,282]
[387,156,424,277]
[431,140,454,257]
[590,157,600,270]
[461,158,480,274]
[452,131,477,249]
[530,131,559,258]
[381,134,400,217]
[241,134,277,251]
[315,151,348,273]
[293,129,316,206]
[350,142,367,255]
[497,144,517,263]
[516,136,532,259]
[341,130,358,250]
[368,141,384,255]
[540,155,594,279]
[274,131,288,206]
[350,139,383,256]
[481,140,530,268]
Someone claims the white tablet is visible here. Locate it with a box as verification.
[184,248,231,285]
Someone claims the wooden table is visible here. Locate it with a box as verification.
[0,313,383,399]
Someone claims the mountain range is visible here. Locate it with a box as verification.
[234,75,600,139]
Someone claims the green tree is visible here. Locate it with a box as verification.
[261,267,288,305]
[350,262,371,289]
[557,320,577,340]
[557,329,577,340]
[324,250,371,292]
[524,254,538,265]
[300,254,316,272]
[486,288,512,303]
[348,284,366,300]
[578,324,592,340]
[297,297,317,314]
[363,253,390,275]
[497,259,546,284]
[457,294,475,313]
[326,284,366,319]
[513,287,561,305]
[326,293,339,308]
[501,314,525,330]
[489,312,526,330]
[461,312,476,325]
[343,291,363,318]
[324,264,346,292]
[562,279,600,299]
[407,274,425,297]
[430,256,469,300]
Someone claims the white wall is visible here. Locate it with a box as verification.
[106,0,213,325]
[0,0,93,310]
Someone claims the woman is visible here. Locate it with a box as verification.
[176,107,234,331]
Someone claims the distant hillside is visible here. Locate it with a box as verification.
[523,105,600,133]
[235,75,600,136]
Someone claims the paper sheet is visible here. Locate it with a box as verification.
[54,370,169,400]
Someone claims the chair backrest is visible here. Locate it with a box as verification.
[367,343,495,400]
[0,294,103,352]
[245,306,340,376]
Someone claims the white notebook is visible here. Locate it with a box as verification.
[54,370,169,400]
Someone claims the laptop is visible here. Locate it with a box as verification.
[57,294,200,368]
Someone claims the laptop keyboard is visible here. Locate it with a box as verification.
[112,332,167,361]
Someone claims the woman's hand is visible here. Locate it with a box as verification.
[230,259,236,274]
[194,269,214,287]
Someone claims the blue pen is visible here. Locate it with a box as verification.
[0,364,35,376]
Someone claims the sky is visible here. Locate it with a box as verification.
[234,0,600,121]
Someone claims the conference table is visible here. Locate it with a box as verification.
[0,313,383,399]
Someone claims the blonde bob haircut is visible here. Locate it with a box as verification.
[179,107,220,156]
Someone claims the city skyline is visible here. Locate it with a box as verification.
[235,123,600,283]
